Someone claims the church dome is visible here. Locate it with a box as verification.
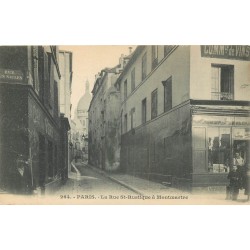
[77,80,92,113]
[77,92,91,112]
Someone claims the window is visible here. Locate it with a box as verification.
[142,52,147,80]
[208,127,230,173]
[151,89,158,119]
[164,45,175,57]
[233,138,249,166]
[211,64,234,100]
[141,98,147,124]
[152,46,158,69]
[162,76,172,112]
[131,108,135,129]
[124,79,127,100]
[131,68,135,91]
[124,114,128,133]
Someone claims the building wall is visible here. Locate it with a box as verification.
[59,51,72,170]
[89,71,121,170]
[118,45,250,190]
[28,92,61,186]
[190,45,250,101]
[59,51,72,119]
[59,52,66,115]
[0,84,29,191]
[116,46,193,184]
[0,46,28,75]
[120,46,190,133]
[103,75,121,171]
[121,102,192,182]
[89,74,108,168]
[0,46,63,193]
[42,46,61,121]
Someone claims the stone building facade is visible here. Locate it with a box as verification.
[59,50,73,171]
[88,55,131,171]
[0,46,70,194]
[115,45,250,191]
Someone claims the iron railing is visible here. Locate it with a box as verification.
[211,92,234,101]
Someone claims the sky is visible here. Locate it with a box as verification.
[59,45,136,116]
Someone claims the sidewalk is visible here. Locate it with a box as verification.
[86,163,250,204]
[87,164,186,196]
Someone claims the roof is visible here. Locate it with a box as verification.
[115,46,145,87]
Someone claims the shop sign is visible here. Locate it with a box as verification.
[193,115,250,126]
[193,115,234,126]
[0,68,23,81]
[234,117,250,126]
[201,45,250,61]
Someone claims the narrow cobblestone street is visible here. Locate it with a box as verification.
[50,162,250,204]
[52,163,135,199]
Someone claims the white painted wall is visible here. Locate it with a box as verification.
[190,46,250,101]
[120,46,190,134]
[59,51,71,119]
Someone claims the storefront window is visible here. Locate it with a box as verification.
[233,127,250,165]
[208,127,230,173]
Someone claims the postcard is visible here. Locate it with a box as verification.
[0,45,250,205]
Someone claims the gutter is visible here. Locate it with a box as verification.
[50,46,61,79]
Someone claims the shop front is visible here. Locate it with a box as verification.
[28,91,61,192]
[192,107,250,189]
[0,83,61,194]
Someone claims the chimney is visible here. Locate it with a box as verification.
[95,73,100,80]
[119,54,124,68]
[129,47,133,54]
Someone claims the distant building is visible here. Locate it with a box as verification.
[77,80,91,136]
[72,80,92,161]
[0,46,70,194]
[59,50,73,119]
[88,54,131,170]
[59,50,73,172]
[115,45,250,191]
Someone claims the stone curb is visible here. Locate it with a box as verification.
[106,175,143,196]
[87,164,143,196]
